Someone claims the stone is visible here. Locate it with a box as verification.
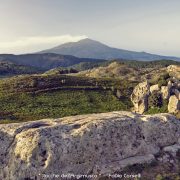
[163,144,180,155]
[150,84,159,93]
[131,81,150,114]
[173,89,180,100]
[167,65,180,79]
[0,111,179,180]
[168,95,180,114]
[161,85,171,100]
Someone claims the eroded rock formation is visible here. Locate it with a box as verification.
[131,81,150,114]
[131,77,180,115]
[0,111,179,180]
[168,95,180,114]
[167,65,180,79]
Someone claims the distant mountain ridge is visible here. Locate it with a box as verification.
[38,38,180,61]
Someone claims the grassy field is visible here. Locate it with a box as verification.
[0,74,135,123]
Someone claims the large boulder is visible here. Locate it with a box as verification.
[0,111,179,180]
[131,81,150,114]
[168,95,180,114]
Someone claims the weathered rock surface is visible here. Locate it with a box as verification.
[131,81,150,114]
[161,81,172,100]
[0,111,179,180]
[173,89,180,100]
[167,65,180,79]
[150,84,159,93]
[168,95,180,114]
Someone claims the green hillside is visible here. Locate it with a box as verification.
[71,59,180,71]
[0,60,42,76]
[0,74,136,123]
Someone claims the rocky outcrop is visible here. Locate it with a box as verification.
[150,84,159,93]
[131,81,150,114]
[168,95,180,114]
[161,81,172,100]
[161,86,170,100]
[167,65,180,79]
[131,79,179,115]
[0,111,179,180]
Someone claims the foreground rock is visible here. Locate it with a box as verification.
[0,111,179,180]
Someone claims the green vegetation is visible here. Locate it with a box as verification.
[157,73,170,87]
[0,60,41,76]
[0,74,135,123]
[71,59,180,71]
[70,60,108,71]
[44,67,78,75]
[148,91,162,108]
[116,59,180,69]
[0,59,178,124]
[0,90,130,123]
[146,100,168,114]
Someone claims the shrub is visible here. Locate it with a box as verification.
[158,73,170,87]
[148,91,163,108]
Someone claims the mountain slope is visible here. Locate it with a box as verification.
[0,60,41,76]
[38,38,180,61]
[0,53,104,70]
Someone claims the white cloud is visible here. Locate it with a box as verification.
[0,35,88,54]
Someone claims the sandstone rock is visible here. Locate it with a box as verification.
[168,95,180,114]
[150,84,159,93]
[131,81,150,114]
[161,85,171,100]
[167,65,180,79]
[0,111,179,180]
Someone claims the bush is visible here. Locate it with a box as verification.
[158,73,170,87]
[146,100,168,114]
[148,91,163,108]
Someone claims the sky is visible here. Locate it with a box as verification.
[0,0,180,56]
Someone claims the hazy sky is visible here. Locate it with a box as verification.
[0,0,180,56]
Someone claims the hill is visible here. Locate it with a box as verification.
[76,60,180,82]
[71,59,180,71]
[0,53,104,70]
[38,38,180,61]
[0,60,41,77]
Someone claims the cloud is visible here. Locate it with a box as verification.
[0,35,88,54]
